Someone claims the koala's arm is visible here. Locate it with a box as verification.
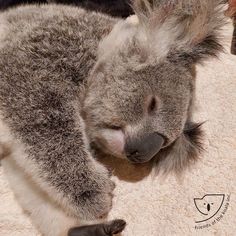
[0,88,114,220]
[0,6,117,220]
[1,90,114,220]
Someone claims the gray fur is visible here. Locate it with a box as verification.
[0,5,118,220]
[0,0,225,233]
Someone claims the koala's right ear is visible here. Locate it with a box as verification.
[154,122,204,175]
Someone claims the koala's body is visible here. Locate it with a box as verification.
[0,1,225,236]
[0,5,123,235]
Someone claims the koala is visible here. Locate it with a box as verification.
[0,0,133,17]
[0,0,225,235]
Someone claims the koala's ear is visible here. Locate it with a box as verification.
[132,0,226,64]
[98,17,138,60]
[154,122,204,175]
[168,34,224,65]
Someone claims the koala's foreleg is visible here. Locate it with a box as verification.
[2,154,126,236]
[2,157,80,236]
[0,109,115,235]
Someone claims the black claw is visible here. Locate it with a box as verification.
[68,219,126,236]
[105,219,126,235]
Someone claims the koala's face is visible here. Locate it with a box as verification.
[82,60,193,163]
[81,0,223,166]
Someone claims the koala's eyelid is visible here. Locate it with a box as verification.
[102,123,122,130]
[108,125,122,130]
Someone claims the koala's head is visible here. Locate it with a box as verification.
[82,0,225,173]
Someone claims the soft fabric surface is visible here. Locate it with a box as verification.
[0,22,236,236]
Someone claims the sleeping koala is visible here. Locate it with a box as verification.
[0,0,225,235]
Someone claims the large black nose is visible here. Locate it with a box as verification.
[125,132,164,163]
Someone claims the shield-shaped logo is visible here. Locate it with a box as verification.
[194,194,225,223]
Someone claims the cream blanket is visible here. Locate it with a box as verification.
[0,23,236,236]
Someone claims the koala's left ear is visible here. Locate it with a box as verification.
[133,0,226,64]
[167,4,225,66]
[168,33,224,65]
[154,122,204,175]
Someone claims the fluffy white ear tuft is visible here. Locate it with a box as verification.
[132,0,226,63]
[98,17,139,60]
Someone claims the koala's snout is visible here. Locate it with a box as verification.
[125,132,164,163]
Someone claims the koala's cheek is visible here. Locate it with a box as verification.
[101,130,125,155]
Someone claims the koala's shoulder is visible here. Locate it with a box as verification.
[1,4,117,42]
[0,5,87,40]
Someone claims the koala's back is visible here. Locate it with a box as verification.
[0,4,116,83]
[0,4,116,156]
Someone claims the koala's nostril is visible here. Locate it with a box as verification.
[130,150,139,156]
[126,150,139,159]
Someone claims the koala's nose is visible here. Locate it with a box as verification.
[125,132,164,163]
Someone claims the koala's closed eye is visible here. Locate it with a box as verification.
[105,124,122,130]
[145,96,160,115]
[148,96,157,114]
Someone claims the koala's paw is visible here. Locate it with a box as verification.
[78,170,115,220]
[68,219,126,236]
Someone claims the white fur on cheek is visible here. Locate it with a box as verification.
[101,129,125,155]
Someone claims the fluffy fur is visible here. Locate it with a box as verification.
[154,122,205,175]
[132,0,225,61]
[0,5,120,235]
[0,1,226,235]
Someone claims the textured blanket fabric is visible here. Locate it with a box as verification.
[0,23,236,236]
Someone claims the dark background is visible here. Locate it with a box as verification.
[0,0,133,17]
